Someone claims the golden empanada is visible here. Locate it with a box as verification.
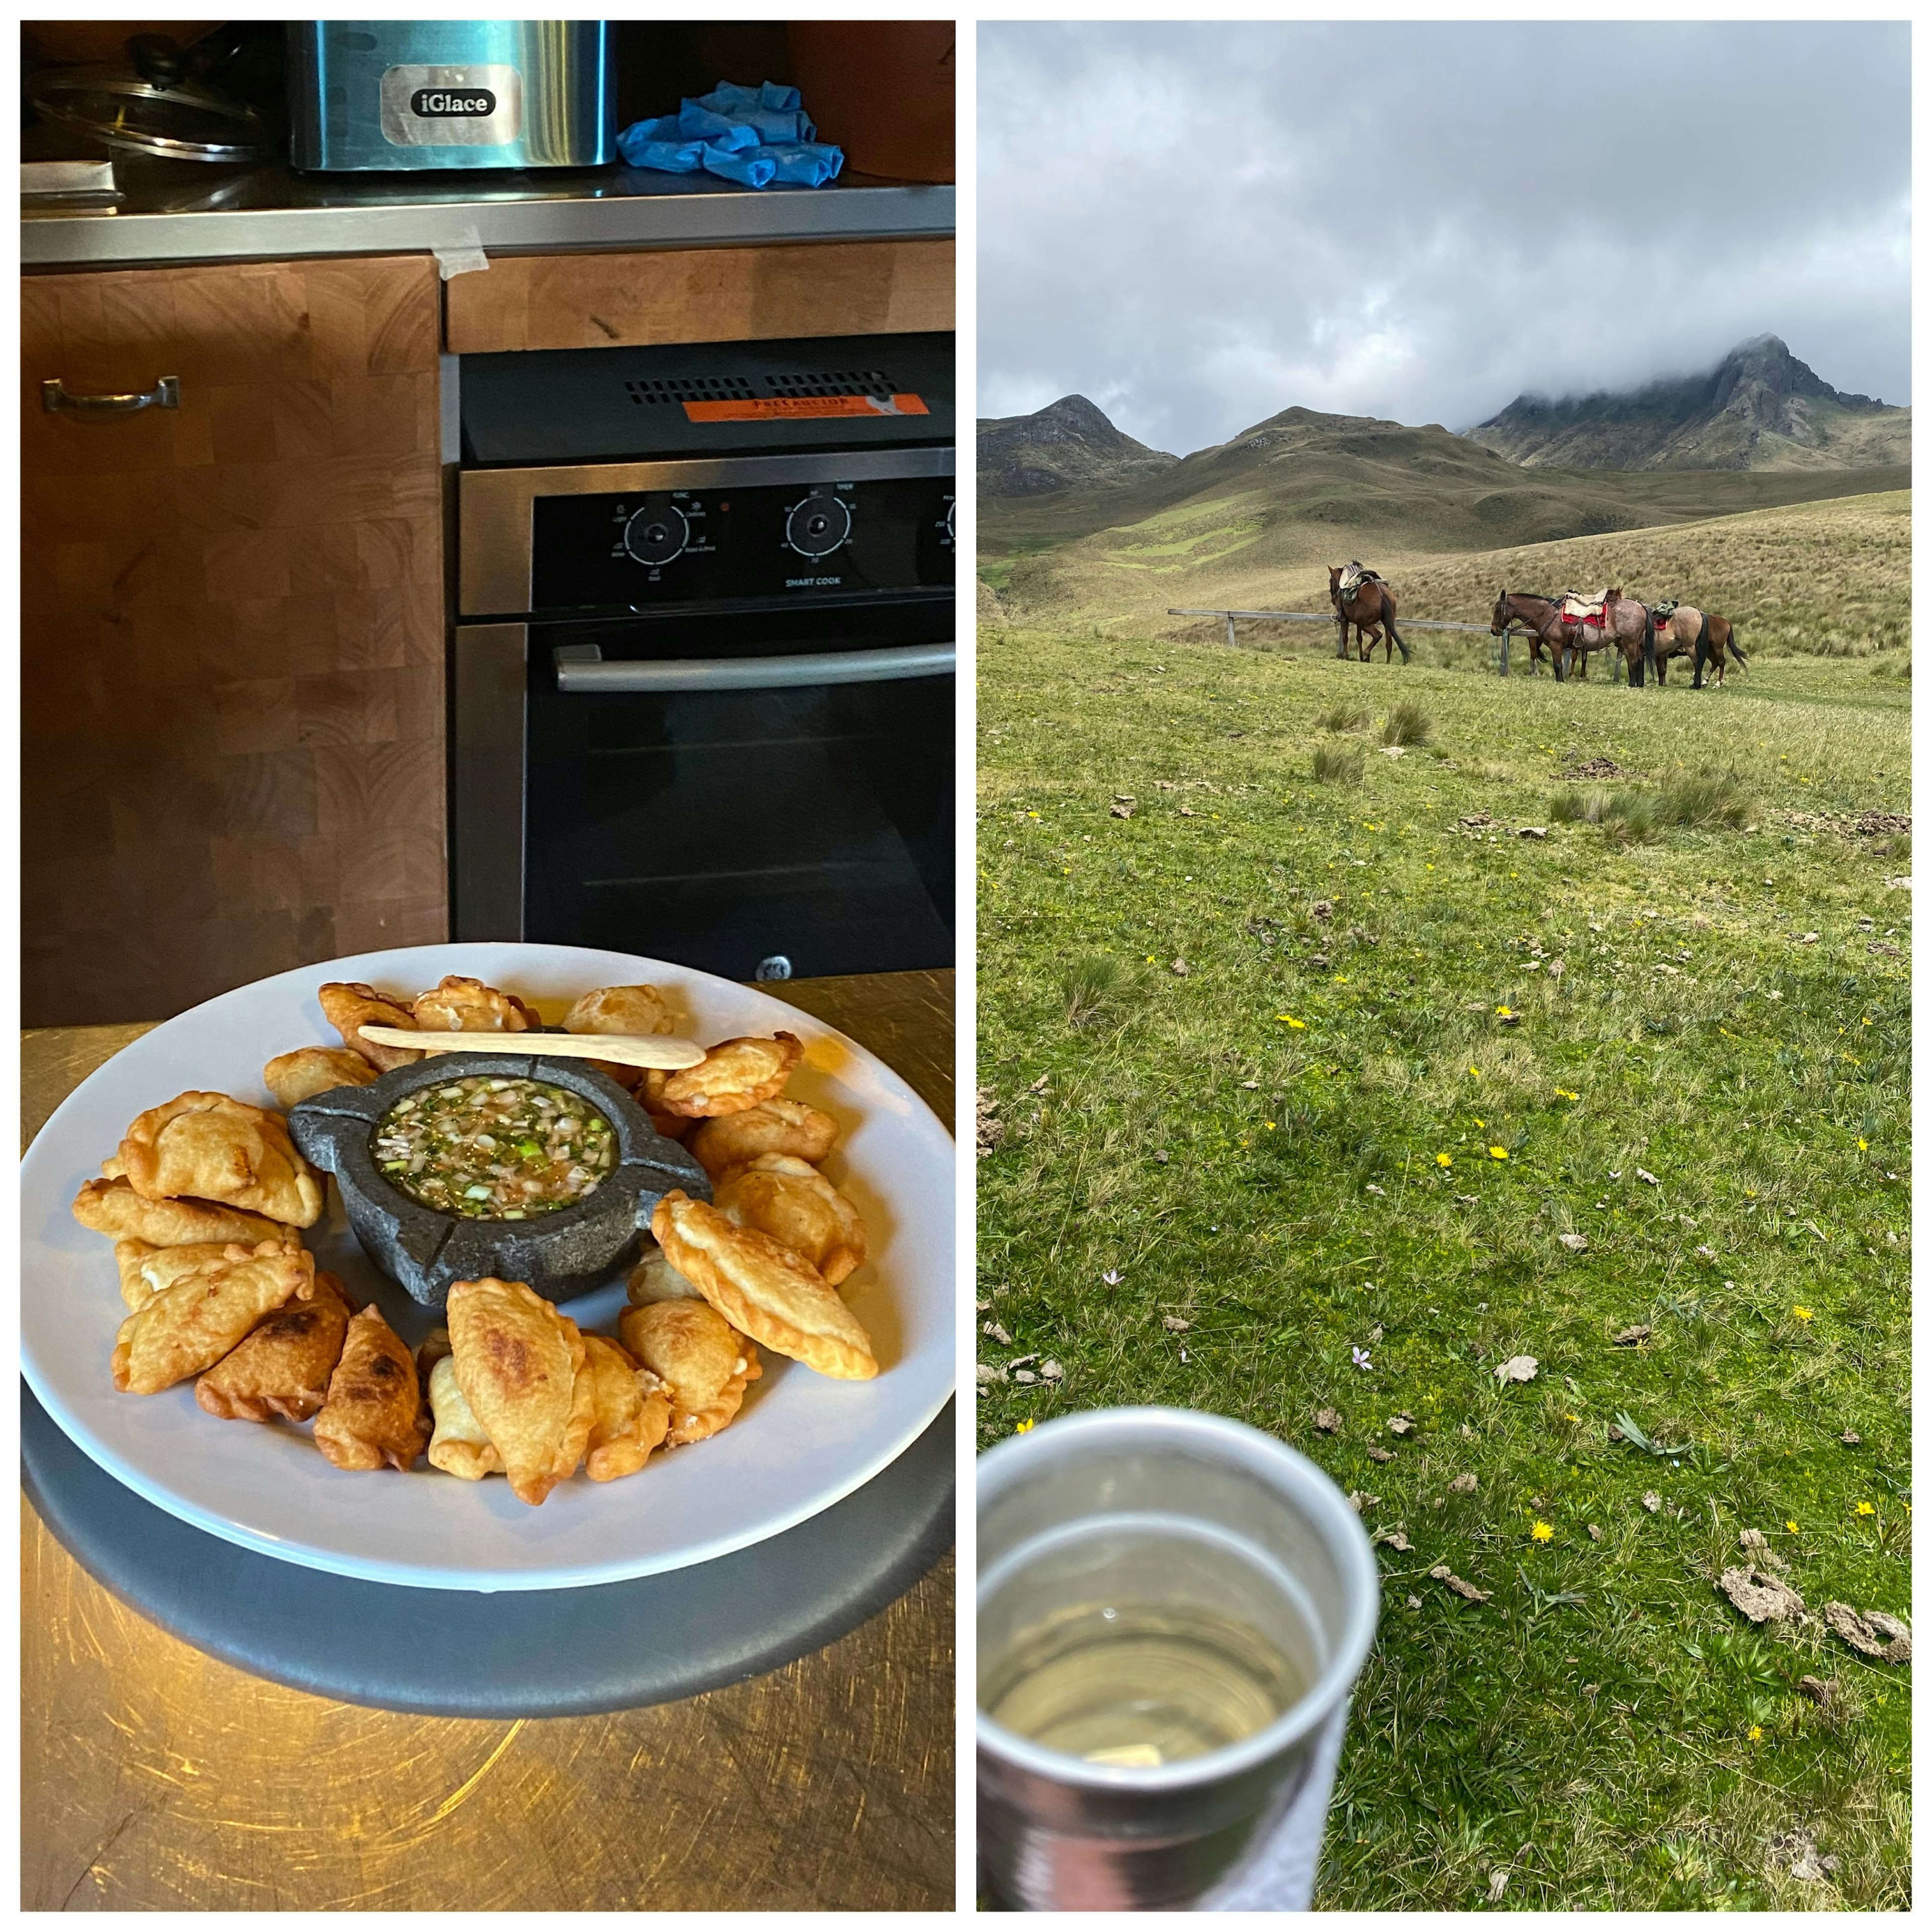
[412,974,539,1034]
[446,1277,593,1506]
[653,1191,877,1381]
[263,1046,378,1110]
[565,985,674,1036]
[714,1153,868,1286]
[118,1092,324,1228]
[114,1232,304,1313]
[618,1298,761,1445]
[426,1354,504,1481]
[636,1069,692,1139]
[658,1034,803,1119]
[625,1240,706,1306]
[689,1099,839,1180]
[99,1153,127,1179]
[312,1304,430,1472]
[73,1176,294,1249]
[111,1238,316,1396]
[195,1271,355,1423]
[579,1333,672,1481]
[416,1324,452,1381]
[319,981,423,1071]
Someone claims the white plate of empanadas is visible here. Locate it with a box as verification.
[22,943,956,1591]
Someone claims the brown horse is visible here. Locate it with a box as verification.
[1651,605,1747,687]
[1329,565,1409,664]
[1490,589,1656,685]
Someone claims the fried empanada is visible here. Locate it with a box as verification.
[73,1176,294,1249]
[99,1153,127,1179]
[635,1069,692,1139]
[658,1034,803,1119]
[689,1098,840,1180]
[118,1092,324,1228]
[579,1333,672,1482]
[111,1238,316,1395]
[312,1304,430,1471]
[618,1299,761,1446]
[565,984,674,1036]
[263,1046,379,1110]
[446,1277,593,1506]
[713,1153,868,1287]
[625,1239,706,1306]
[114,1232,304,1313]
[319,981,423,1071]
[416,1324,452,1381]
[652,1191,877,1381]
[195,1271,354,1423]
[426,1354,504,1481]
[412,974,538,1034]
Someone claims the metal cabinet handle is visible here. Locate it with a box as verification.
[552,641,955,693]
[41,375,181,417]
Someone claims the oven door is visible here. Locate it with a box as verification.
[453,602,954,981]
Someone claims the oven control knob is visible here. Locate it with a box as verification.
[785,491,851,560]
[945,500,955,543]
[624,503,689,568]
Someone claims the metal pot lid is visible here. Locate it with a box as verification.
[29,70,272,163]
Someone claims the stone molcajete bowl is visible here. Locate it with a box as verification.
[288,1049,711,1311]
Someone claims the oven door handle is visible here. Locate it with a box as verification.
[551,641,954,693]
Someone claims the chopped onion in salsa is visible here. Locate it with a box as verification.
[374,1077,615,1219]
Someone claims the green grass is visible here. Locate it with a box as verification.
[977,635,1910,1909]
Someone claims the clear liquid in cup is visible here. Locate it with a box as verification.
[983,1600,1305,1766]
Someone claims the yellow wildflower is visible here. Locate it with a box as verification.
[1530,1520,1554,1542]
[1436,1152,1452,1168]
[1489,1147,1508,1161]
[1856,1501,1876,1517]
[1278,1015,1307,1029]
[1793,1306,1813,1323]
[1747,1725,1764,1744]
[1016,1419,1035,1435]
[1785,1520,1799,1534]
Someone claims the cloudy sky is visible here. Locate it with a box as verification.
[979,22,1910,456]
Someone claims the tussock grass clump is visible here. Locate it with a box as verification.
[1061,952,1150,1028]
[1381,699,1433,746]
[1316,699,1371,734]
[1549,786,1607,825]
[1312,743,1366,784]
[1655,769,1752,829]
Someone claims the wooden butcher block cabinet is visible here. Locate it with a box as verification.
[22,255,447,1026]
[444,237,953,352]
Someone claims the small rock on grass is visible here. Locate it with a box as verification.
[1841,1429,1862,1446]
[1612,1325,1652,1347]
[1373,1527,1413,1553]
[1449,1473,1478,1494]
[1717,1566,1807,1625]
[1587,1523,1603,1542]
[1366,1445,1395,1464]
[1641,1491,1662,1513]
[1558,1233,1588,1253]
[1387,1414,1415,1435]
[975,1363,1007,1387]
[1315,1407,1342,1433]
[1347,1491,1380,1514]
[976,1089,1005,1158]
[1040,1359,1065,1383]
[1494,1354,1539,1384]
[1162,1314,1191,1333]
[1430,1565,1492,1604]
[1823,1602,1912,1663]
[983,1320,1013,1344]
[1797,1674,1836,1707]
[1406,1594,1422,1610]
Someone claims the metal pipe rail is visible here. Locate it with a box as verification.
[1166,607,1528,674]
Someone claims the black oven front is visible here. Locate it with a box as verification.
[453,443,954,982]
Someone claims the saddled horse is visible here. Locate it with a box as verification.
[1329,565,1410,664]
[1490,589,1656,685]
[1651,604,1747,688]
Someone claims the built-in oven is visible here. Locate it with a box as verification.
[452,334,954,983]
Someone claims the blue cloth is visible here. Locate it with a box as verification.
[617,79,843,189]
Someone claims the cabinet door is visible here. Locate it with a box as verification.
[22,256,447,1025]
[443,238,954,353]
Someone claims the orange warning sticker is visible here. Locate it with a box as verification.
[682,392,930,423]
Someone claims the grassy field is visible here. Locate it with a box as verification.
[976,635,1910,1908]
[994,488,1910,665]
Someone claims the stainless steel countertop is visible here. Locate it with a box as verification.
[22,151,954,269]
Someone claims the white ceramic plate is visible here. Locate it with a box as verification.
[21,943,956,1592]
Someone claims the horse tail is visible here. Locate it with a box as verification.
[1693,610,1709,685]
[1727,621,1747,666]
[1642,610,1655,685]
[1383,589,1409,664]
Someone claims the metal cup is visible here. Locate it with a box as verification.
[977,1407,1379,1910]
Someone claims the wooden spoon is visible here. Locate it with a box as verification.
[357,1026,706,1071]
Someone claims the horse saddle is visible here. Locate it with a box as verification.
[1651,598,1679,622]
[1337,562,1383,600]
[1558,588,1609,625]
